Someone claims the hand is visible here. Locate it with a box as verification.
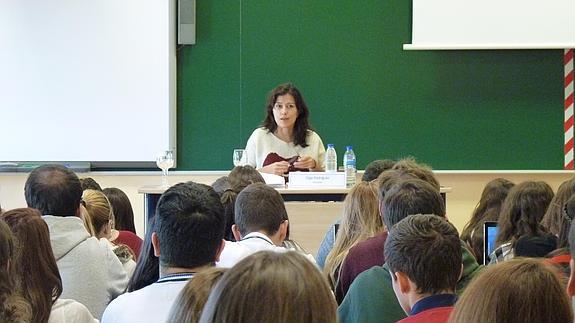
[293,156,317,170]
[261,161,290,176]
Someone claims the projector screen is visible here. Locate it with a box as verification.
[0,0,176,168]
[406,0,575,49]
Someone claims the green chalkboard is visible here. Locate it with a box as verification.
[176,1,563,171]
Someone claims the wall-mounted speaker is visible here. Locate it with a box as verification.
[178,0,195,45]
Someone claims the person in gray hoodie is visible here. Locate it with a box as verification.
[24,164,128,319]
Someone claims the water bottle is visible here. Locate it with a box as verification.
[325,144,337,172]
[343,146,356,188]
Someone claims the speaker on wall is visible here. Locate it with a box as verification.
[178,0,195,45]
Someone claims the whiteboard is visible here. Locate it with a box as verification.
[405,0,575,49]
[0,0,176,166]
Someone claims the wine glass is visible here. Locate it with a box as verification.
[156,150,174,188]
[233,149,246,167]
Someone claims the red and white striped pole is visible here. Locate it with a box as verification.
[565,49,574,169]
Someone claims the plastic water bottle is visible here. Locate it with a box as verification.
[325,144,337,172]
[343,146,356,188]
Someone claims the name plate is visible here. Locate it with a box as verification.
[288,171,346,188]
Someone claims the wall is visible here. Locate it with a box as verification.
[177,0,563,171]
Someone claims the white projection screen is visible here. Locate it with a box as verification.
[406,0,575,49]
[0,0,176,168]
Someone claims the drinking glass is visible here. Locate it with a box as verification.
[233,149,246,167]
[156,150,174,187]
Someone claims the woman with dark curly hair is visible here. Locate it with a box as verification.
[244,83,325,176]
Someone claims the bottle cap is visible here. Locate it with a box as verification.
[327,144,334,148]
[346,145,353,150]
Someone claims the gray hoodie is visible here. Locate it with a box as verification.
[43,215,128,319]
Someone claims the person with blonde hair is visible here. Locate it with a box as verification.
[323,181,383,302]
[167,267,227,323]
[2,208,97,323]
[450,258,572,323]
[200,251,337,323]
[83,189,136,276]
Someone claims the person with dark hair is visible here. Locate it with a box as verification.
[217,183,314,267]
[102,181,226,323]
[337,163,446,301]
[362,159,396,182]
[25,164,128,319]
[541,177,575,248]
[80,177,102,191]
[102,187,143,258]
[547,194,575,276]
[567,211,575,301]
[214,166,265,241]
[125,217,159,293]
[0,219,31,323]
[385,215,461,323]
[489,181,555,263]
[460,178,514,264]
[244,83,325,175]
[339,180,482,323]
[2,208,97,322]
[200,251,337,323]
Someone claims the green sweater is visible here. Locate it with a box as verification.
[337,242,483,323]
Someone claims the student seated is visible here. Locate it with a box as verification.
[459,178,514,264]
[316,158,395,269]
[0,219,31,322]
[489,181,555,264]
[102,182,226,323]
[2,208,97,322]
[200,251,337,323]
[25,164,128,319]
[385,214,461,323]
[167,267,227,323]
[103,187,143,258]
[450,258,572,322]
[217,183,314,267]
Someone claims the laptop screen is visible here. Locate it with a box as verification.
[483,221,498,265]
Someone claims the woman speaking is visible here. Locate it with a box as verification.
[245,83,325,176]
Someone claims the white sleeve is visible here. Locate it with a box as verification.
[244,129,258,168]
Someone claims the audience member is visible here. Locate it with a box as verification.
[567,212,575,300]
[83,189,137,276]
[338,178,482,323]
[200,251,337,323]
[126,217,159,293]
[541,177,575,248]
[216,166,265,241]
[25,164,128,318]
[361,159,396,182]
[490,181,555,263]
[460,178,514,264]
[0,219,31,322]
[167,267,227,323]
[547,194,575,276]
[102,188,142,259]
[102,181,225,323]
[80,177,103,191]
[337,163,445,301]
[2,208,97,322]
[316,158,394,268]
[323,181,383,302]
[450,259,572,323]
[217,183,314,267]
[385,215,461,323]
[103,187,139,236]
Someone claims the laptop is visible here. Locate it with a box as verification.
[483,221,498,265]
